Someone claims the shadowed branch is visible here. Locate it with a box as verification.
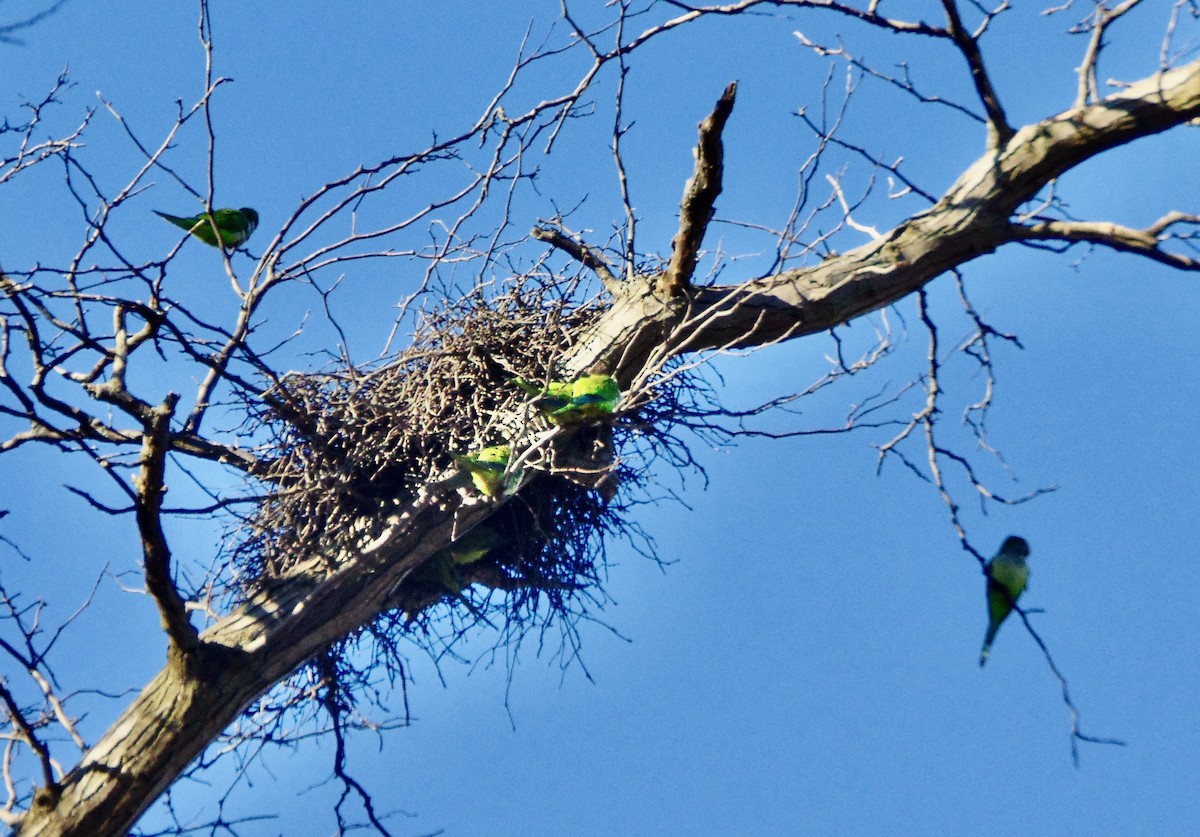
[135,394,200,654]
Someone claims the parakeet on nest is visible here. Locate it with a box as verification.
[515,374,620,425]
[442,525,502,565]
[452,445,518,497]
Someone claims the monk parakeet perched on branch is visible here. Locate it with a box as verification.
[452,445,517,497]
[154,207,259,248]
[515,374,621,425]
[979,535,1031,667]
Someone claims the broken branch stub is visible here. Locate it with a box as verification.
[660,81,738,298]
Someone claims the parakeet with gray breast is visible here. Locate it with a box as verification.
[980,535,1031,666]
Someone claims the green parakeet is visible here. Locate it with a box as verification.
[515,374,621,425]
[419,528,502,626]
[155,207,259,248]
[441,526,502,565]
[514,377,572,412]
[979,535,1031,666]
[452,445,515,497]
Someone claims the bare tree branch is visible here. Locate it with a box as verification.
[939,0,1013,148]
[315,653,397,836]
[134,394,200,654]
[660,81,738,296]
[566,59,1200,375]
[0,0,69,47]
[1011,212,1200,270]
[657,0,945,38]
[1074,0,1144,107]
[1009,603,1128,767]
[0,682,56,799]
[531,225,622,292]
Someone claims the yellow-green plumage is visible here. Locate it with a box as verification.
[452,445,514,497]
[516,374,621,425]
[980,535,1031,666]
[155,207,259,248]
[514,377,571,411]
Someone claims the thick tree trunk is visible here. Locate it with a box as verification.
[17,501,483,836]
[16,60,1199,836]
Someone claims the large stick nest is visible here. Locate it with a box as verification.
[231,274,666,632]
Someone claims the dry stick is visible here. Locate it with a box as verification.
[1012,215,1200,271]
[912,290,1118,764]
[659,81,738,297]
[1074,0,1143,108]
[939,0,1013,148]
[0,682,56,797]
[611,13,638,280]
[531,226,621,293]
[2,738,20,824]
[1011,605,1127,767]
[316,653,394,836]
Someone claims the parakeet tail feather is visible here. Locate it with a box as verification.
[979,626,998,667]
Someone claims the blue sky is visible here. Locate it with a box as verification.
[1,2,1198,835]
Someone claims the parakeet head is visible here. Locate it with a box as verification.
[239,208,260,228]
[1000,536,1030,558]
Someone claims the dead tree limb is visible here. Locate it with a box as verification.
[940,0,1013,149]
[568,60,1200,379]
[660,81,738,297]
[531,225,622,293]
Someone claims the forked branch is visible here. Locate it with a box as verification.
[531,225,622,293]
[1011,213,1200,270]
[134,395,199,654]
[940,0,1013,148]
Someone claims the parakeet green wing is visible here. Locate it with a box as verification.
[979,535,1031,666]
[515,377,573,413]
[416,552,495,627]
[565,374,620,415]
[155,207,259,248]
[523,373,620,425]
[515,377,572,399]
